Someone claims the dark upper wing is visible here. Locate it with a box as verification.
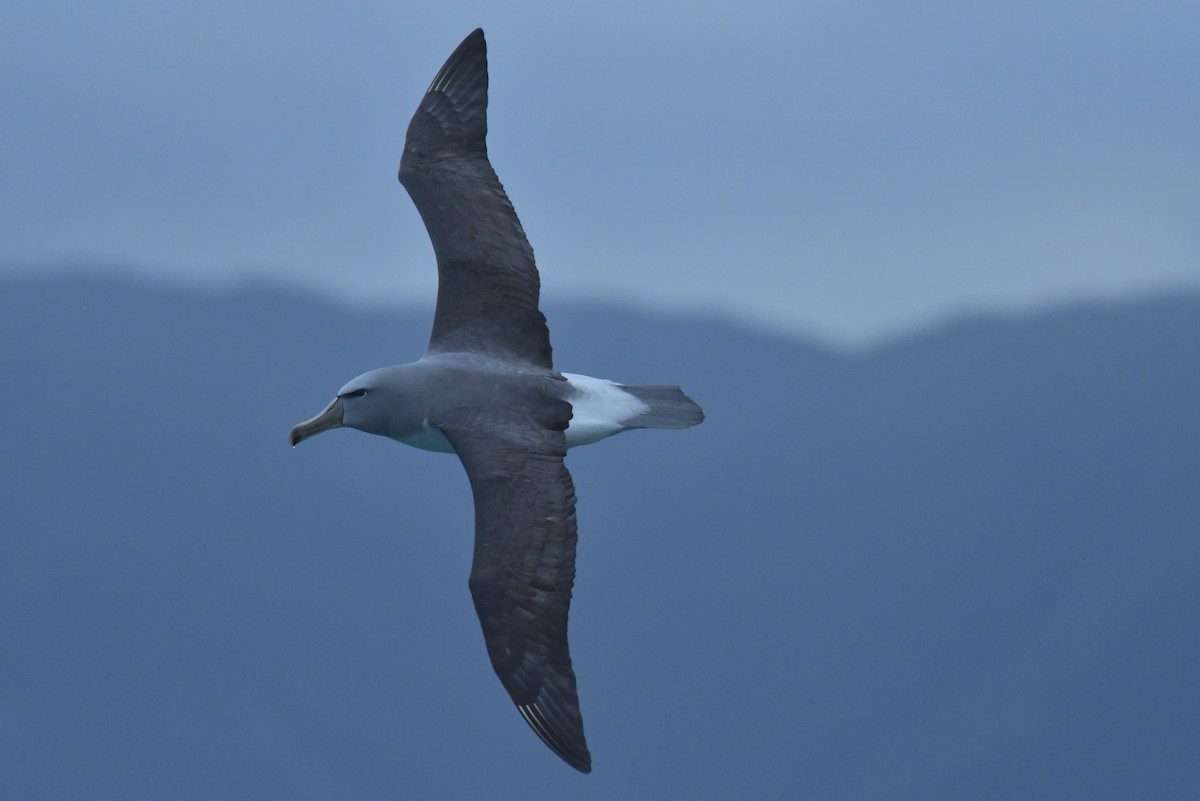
[438,407,591,773]
[399,29,552,369]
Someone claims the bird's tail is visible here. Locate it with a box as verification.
[619,385,705,429]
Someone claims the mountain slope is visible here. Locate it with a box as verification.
[1,275,1197,800]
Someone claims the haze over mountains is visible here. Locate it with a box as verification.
[2,275,1197,800]
[5,4,1198,341]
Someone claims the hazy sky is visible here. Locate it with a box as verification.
[2,1,1197,343]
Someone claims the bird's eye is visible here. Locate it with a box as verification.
[345,389,367,398]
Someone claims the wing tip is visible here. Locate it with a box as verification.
[426,28,488,95]
[518,702,592,773]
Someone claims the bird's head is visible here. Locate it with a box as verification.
[288,368,405,446]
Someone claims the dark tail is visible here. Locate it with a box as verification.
[620,385,705,429]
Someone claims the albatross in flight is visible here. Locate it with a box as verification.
[288,28,703,774]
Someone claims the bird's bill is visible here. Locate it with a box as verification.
[288,397,344,447]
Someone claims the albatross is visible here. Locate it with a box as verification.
[288,28,704,774]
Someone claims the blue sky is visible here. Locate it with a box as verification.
[2,1,1197,343]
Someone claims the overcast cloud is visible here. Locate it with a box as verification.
[2,1,1196,343]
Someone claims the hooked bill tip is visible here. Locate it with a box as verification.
[287,397,343,447]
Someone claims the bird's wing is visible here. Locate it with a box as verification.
[438,403,591,773]
[399,29,552,369]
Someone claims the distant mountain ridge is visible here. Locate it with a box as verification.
[2,275,1197,800]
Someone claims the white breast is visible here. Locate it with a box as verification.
[396,420,457,453]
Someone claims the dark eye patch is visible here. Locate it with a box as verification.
[345,389,367,398]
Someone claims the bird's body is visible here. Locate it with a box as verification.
[288,29,703,774]
[320,359,695,454]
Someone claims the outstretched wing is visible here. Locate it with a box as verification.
[439,408,591,773]
[399,29,553,369]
